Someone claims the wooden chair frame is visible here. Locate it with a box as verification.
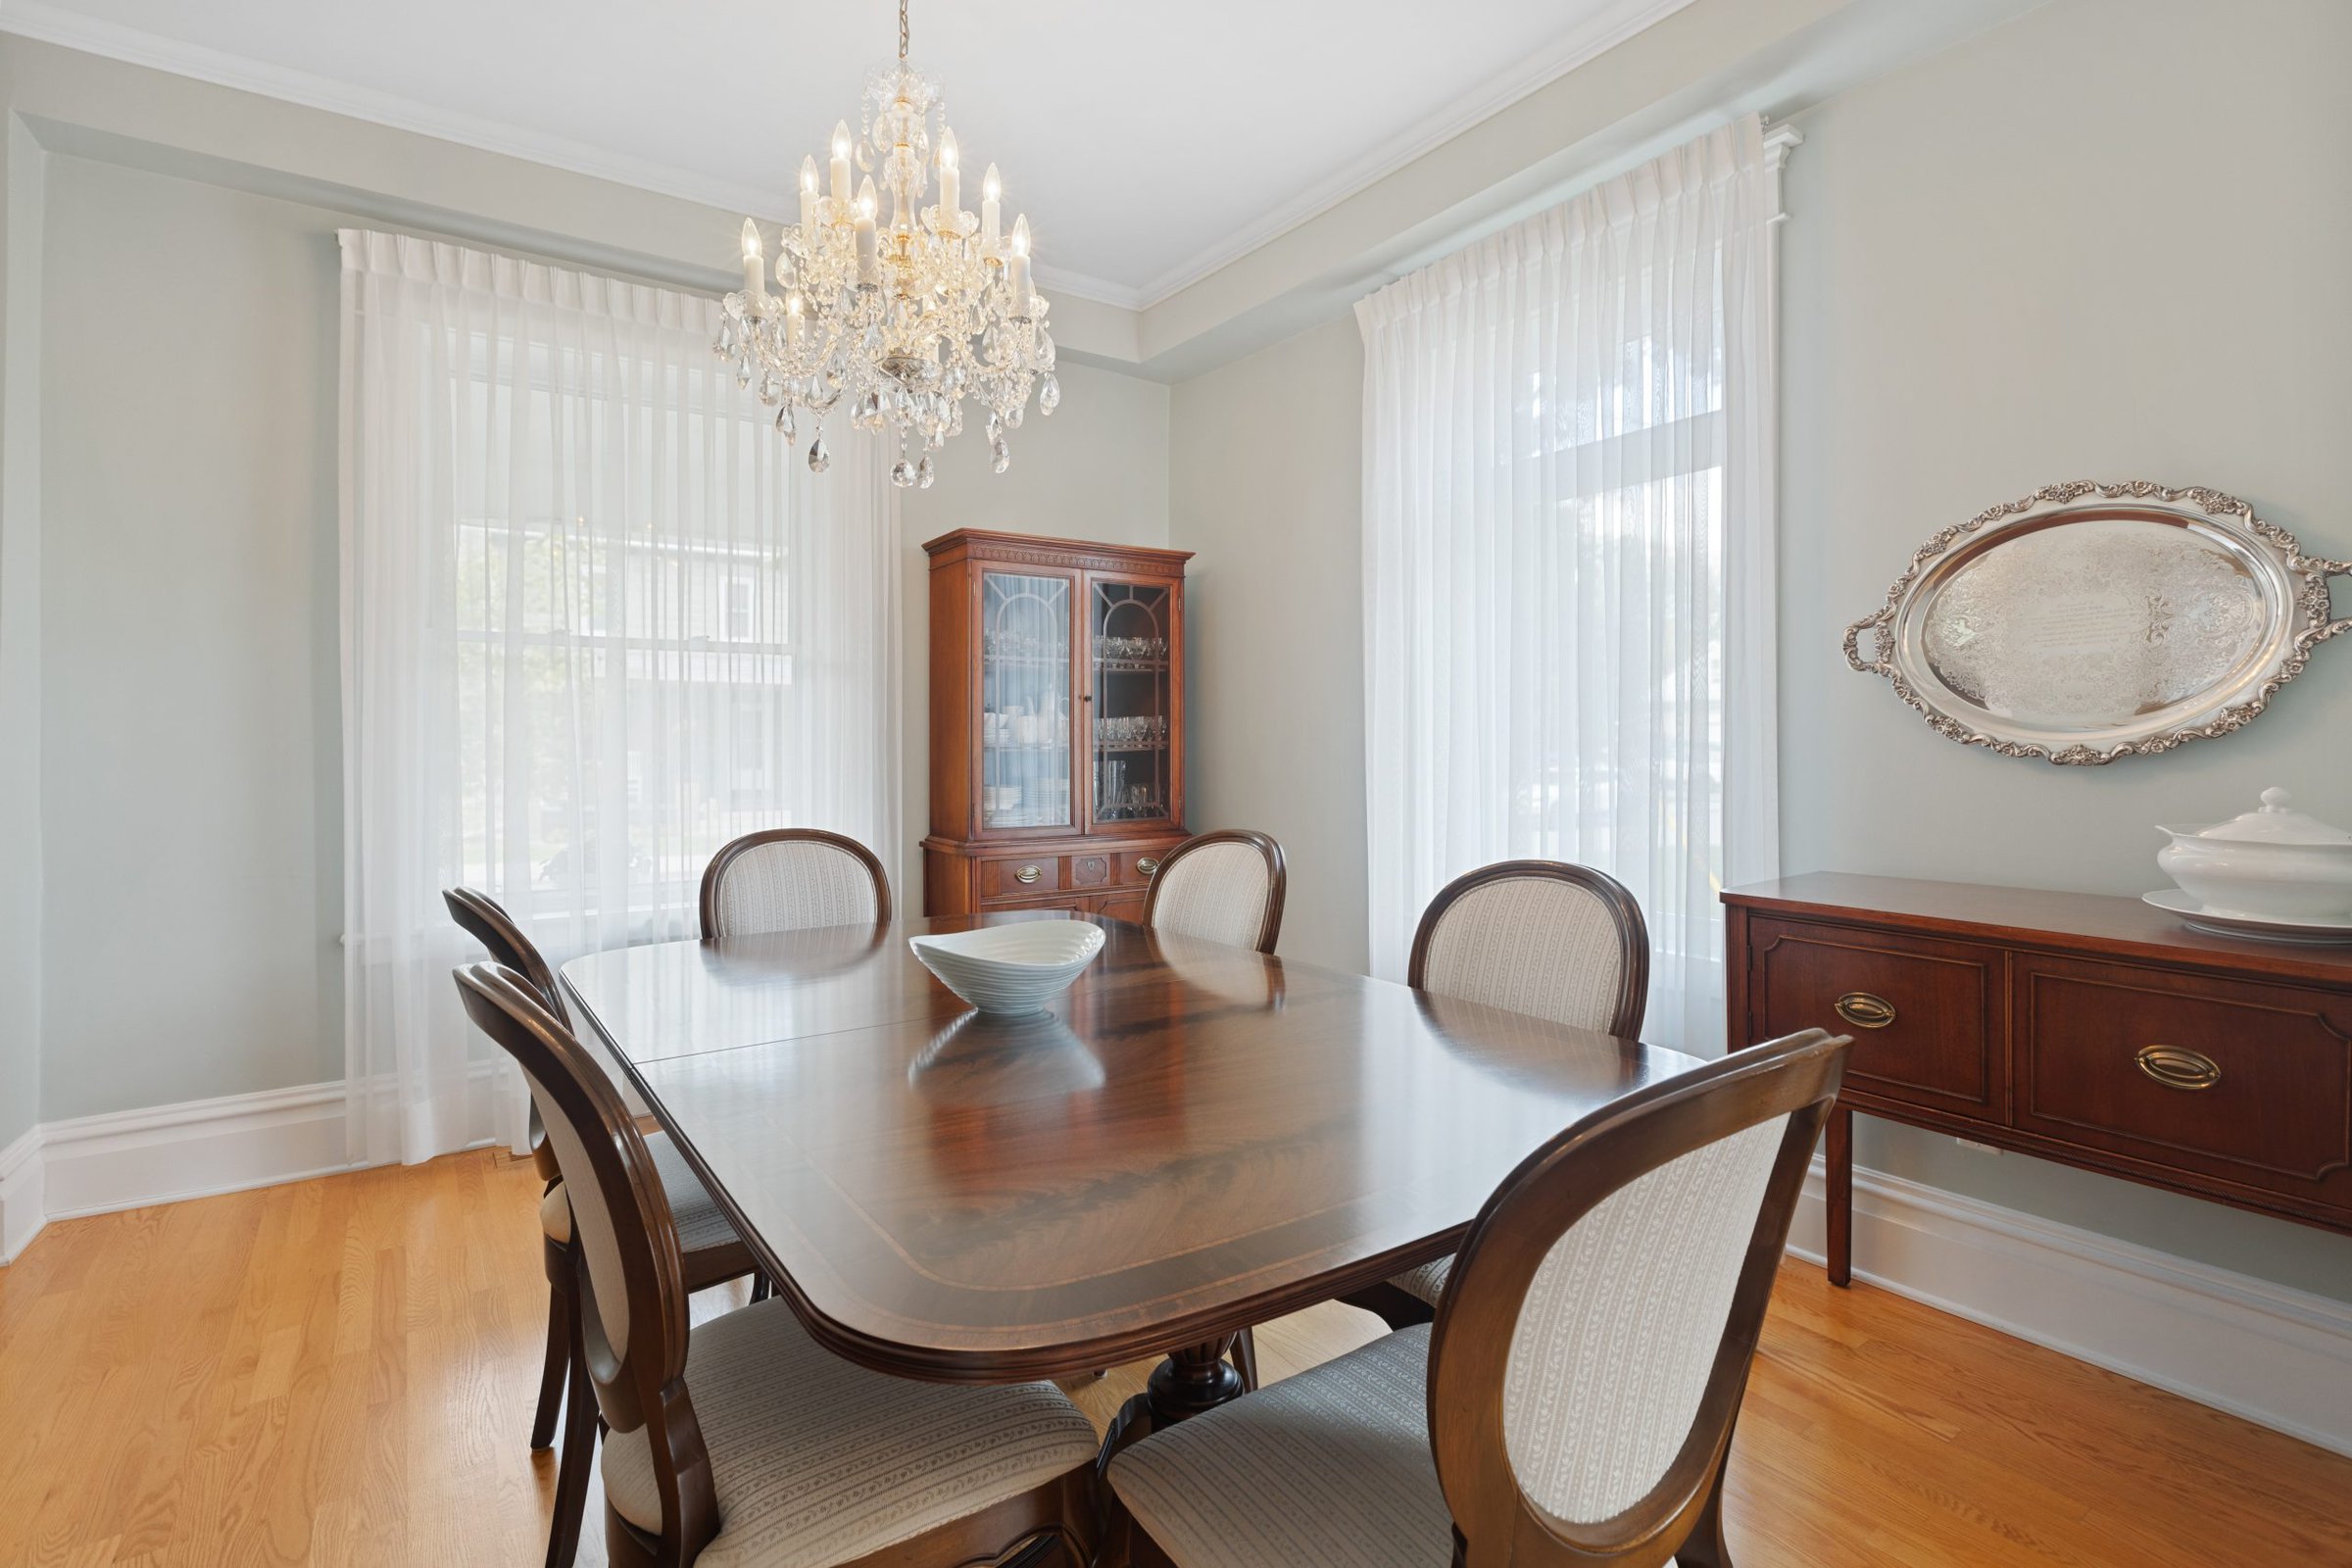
[444,890,756,1568]
[454,962,1092,1568]
[698,828,894,940]
[1407,859,1651,1039]
[1426,1028,1847,1568]
[1142,828,1289,956]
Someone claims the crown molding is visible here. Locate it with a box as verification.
[0,1,1152,309]
[1122,0,1699,310]
[0,0,1701,323]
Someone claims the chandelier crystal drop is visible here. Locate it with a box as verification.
[721,0,1058,485]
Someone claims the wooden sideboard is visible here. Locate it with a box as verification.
[1724,873,2352,1286]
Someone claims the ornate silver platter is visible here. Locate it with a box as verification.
[1843,481,2348,764]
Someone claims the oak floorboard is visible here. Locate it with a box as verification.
[0,1148,2346,1566]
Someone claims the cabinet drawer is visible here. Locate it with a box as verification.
[980,855,1062,896]
[2014,956,2352,1201]
[1748,917,2001,1116]
[1069,853,1112,889]
[1116,849,1171,888]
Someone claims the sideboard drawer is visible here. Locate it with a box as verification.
[1747,917,2002,1117]
[2014,956,2352,1204]
[981,855,1062,897]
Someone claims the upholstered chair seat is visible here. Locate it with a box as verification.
[1113,1325,1452,1568]
[540,1132,743,1255]
[1116,1030,1848,1568]
[1352,860,1649,1328]
[601,1298,1099,1568]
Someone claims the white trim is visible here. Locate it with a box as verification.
[1788,1155,2352,1458]
[0,1124,43,1263]
[0,0,1696,315]
[1125,0,1701,308]
[0,1066,511,1261]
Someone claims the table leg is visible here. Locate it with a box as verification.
[1826,1103,1853,1288]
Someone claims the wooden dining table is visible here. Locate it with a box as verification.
[559,909,1702,1437]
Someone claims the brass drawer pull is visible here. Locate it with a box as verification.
[1833,991,1896,1030]
[2136,1044,2221,1092]
[1013,863,1043,885]
[1137,857,1160,876]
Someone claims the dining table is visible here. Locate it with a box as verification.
[558,908,1704,1442]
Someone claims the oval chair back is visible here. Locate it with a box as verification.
[1427,1027,1849,1568]
[1409,860,1649,1037]
[454,960,719,1563]
[699,829,893,940]
[1142,829,1288,954]
[444,886,570,1180]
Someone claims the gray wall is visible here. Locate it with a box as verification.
[1777,0,2352,1298]
[1168,0,2352,1301]
[21,147,1172,1122]
[0,118,41,1149]
[1169,318,1367,975]
[38,155,344,1118]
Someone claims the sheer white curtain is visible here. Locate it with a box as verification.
[338,229,900,1164]
[1358,117,1786,1052]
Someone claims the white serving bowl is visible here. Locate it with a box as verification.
[2156,787,2352,920]
[909,919,1105,1015]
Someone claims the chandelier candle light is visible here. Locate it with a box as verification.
[721,0,1059,488]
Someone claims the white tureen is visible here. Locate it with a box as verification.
[2155,787,2352,920]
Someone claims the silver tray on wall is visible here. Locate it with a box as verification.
[1843,481,2349,765]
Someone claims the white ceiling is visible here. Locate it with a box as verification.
[0,0,1693,306]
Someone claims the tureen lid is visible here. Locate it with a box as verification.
[2182,787,2352,845]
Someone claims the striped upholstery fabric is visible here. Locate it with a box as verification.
[1149,842,1272,950]
[602,1298,1097,1568]
[1110,1325,1451,1568]
[1420,875,1628,1031]
[1502,1114,1788,1522]
[538,1131,740,1255]
[1390,874,1633,1308]
[708,841,881,937]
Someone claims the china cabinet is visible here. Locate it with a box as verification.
[922,529,1193,920]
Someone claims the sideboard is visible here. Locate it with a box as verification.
[1723,873,2352,1286]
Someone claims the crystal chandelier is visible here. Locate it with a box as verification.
[721,0,1058,488]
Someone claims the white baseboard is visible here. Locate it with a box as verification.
[0,1064,513,1264]
[0,1124,43,1263]
[1788,1155,2352,1458]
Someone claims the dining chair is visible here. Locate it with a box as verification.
[453,960,1102,1568]
[443,888,762,1568]
[1109,1027,1849,1568]
[699,828,894,939]
[1143,829,1287,954]
[1348,859,1650,1330]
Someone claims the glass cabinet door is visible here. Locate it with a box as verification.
[979,571,1075,832]
[1090,578,1175,828]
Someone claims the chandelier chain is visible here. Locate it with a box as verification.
[899,0,909,61]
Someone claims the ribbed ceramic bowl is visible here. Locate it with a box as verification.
[908,919,1105,1015]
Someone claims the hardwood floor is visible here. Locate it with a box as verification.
[1,1149,2346,1566]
